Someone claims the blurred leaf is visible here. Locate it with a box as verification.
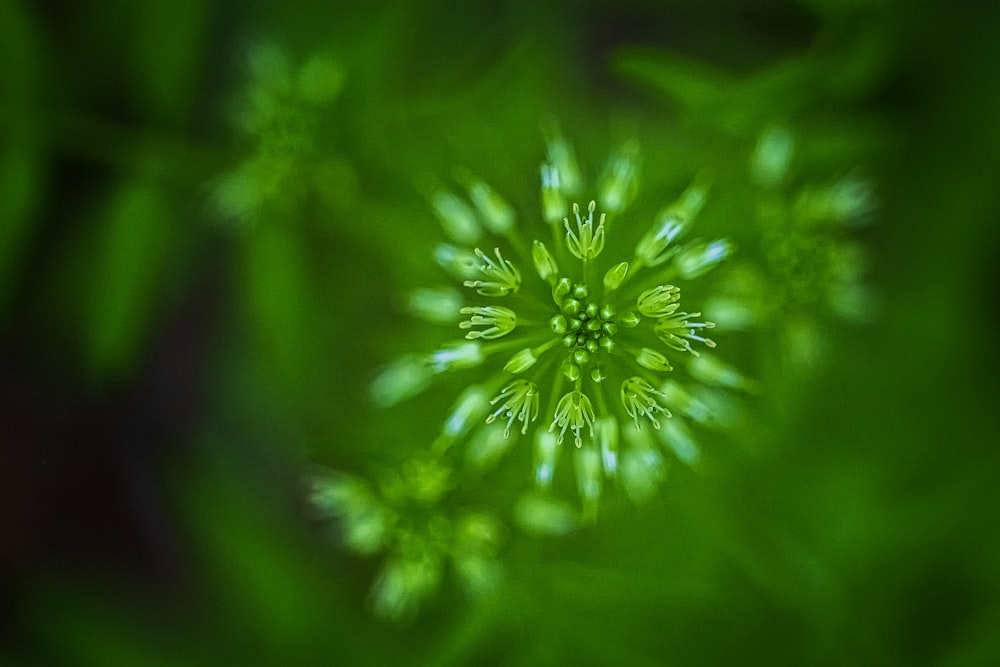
[180,452,341,659]
[613,47,815,135]
[85,180,178,381]
[613,48,736,113]
[31,587,216,667]
[0,141,45,315]
[131,0,214,123]
[0,0,46,317]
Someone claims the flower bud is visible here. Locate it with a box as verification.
[674,239,733,280]
[635,347,673,372]
[620,427,665,505]
[658,379,710,423]
[552,277,571,304]
[371,355,432,407]
[603,261,629,291]
[405,287,462,324]
[542,121,583,194]
[431,190,480,244]
[620,311,641,328]
[532,240,559,284]
[429,341,483,373]
[634,177,710,266]
[457,168,515,235]
[687,352,756,392]
[465,423,516,470]
[442,385,490,439]
[598,140,640,214]
[636,219,682,267]
[540,164,567,224]
[434,244,480,280]
[751,125,794,188]
[504,348,538,374]
[561,358,581,382]
[658,417,700,466]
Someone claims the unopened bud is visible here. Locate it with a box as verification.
[443,386,490,439]
[457,168,515,235]
[603,261,629,291]
[532,240,559,283]
[504,348,538,374]
[751,125,794,188]
[431,190,480,244]
[635,347,673,372]
[674,239,733,280]
[687,352,756,392]
[405,287,462,324]
[658,417,701,466]
[598,140,640,214]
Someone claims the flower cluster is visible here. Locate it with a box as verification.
[308,456,504,621]
[374,129,753,518]
[707,124,876,372]
[212,42,355,227]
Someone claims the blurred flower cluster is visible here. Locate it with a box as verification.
[308,456,504,621]
[615,43,880,377]
[212,42,356,228]
[707,125,876,373]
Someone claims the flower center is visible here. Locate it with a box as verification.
[548,281,618,380]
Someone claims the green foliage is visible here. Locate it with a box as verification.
[5,1,1000,665]
[83,181,180,380]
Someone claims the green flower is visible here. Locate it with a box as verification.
[376,128,752,517]
[308,457,504,621]
[211,42,355,227]
[707,124,876,373]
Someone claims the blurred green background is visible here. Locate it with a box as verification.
[2,0,999,665]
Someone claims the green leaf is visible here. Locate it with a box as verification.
[612,48,735,113]
[131,0,213,123]
[85,181,177,381]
